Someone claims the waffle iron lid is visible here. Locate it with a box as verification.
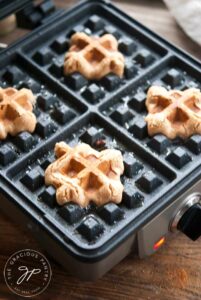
[0,0,33,20]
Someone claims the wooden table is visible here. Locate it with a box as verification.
[0,1,201,299]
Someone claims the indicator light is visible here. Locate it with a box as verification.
[153,236,165,250]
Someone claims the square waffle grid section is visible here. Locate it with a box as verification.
[5,114,175,248]
[0,0,200,253]
[0,53,86,170]
[100,56,201,174]
[21,3,167,105]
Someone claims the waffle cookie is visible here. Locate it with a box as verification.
[145,86,201,139]
[64,32,125,80]
[45,142,124,207]
[0,87,36,140]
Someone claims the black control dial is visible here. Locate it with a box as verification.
[177,203,201,241]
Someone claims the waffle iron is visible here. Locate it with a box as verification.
[1,0,201,280]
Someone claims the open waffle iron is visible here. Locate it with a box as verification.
[1,0,201,280]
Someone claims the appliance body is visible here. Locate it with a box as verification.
[0,0,201,280]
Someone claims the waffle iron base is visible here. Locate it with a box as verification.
[0,0,201,280]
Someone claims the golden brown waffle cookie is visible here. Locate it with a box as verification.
[145,86,201,139]
[64,32,125,80]
[45,142,124,207]
[0,87,36,140]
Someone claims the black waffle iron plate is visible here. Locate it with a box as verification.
[0,0,32,20]
[0,0,201,280]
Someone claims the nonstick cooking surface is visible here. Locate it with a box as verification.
[0,0,201,251]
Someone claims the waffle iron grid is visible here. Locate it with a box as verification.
[0,0,201,252]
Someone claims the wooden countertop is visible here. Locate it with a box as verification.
[0,1,201,299]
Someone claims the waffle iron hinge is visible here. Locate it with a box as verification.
[137,179,201,258]
[16,0,63,30]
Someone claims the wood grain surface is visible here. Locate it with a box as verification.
[0,1,201,300]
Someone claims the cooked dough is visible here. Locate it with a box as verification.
[0,87,36,140]
[45,142,124,207]
[145,86,201,139]
[64,32,124,80]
